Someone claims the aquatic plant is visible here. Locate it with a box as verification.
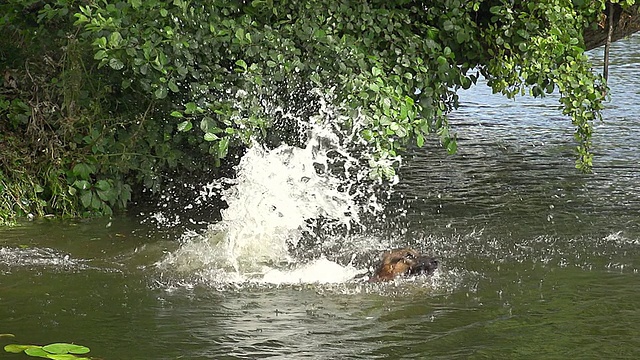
[4,342,91,359]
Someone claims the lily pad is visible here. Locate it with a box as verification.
[42,343,90,355]
[47,354,91,360]
[0,333,16,338]
[4,344,40,353]
[25,346,51,358]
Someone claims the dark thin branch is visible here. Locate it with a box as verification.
[603,3,614,83]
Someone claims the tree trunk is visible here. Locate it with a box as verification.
[583,3,640,51]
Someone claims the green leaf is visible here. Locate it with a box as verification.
[79,5,92,16]
[96,189,112,201]
[200,117,217,133]
[95,180,112,191]
[310,72,321,85]
[235,28,245,42]
[80,191,93,208]
[94,50,107,60]
[121,78,132,89]
[109,58,124,70]
[73,180,91,190]
[218,137,229,158]
[48,355,92,360]
[155,87,168,99]
[177,120,193,132]
[24,346,49,358]
[456,31,468,44]
[42,343,90,355]
[489,5,502,14]
[109,32,123,47]
[94,37,107,48]
[204,132,219,141]
[361,129,373,141]
[446,139,457,153]
[170,111,184,118]
[426,28,438,40]
[4,344,37,353]
[168,79,179,93]
[399,104,408,119]
[72,163,94,179]
[91,191,102,209]
[236,59,248,71]
[185,102,198,114]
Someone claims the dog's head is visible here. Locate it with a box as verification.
[370,248,438,282]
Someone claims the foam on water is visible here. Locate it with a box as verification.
[260,257,363,284]
[0,246,88,272]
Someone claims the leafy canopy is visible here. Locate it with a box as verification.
[75,0,633,175]
[0,0,634,220]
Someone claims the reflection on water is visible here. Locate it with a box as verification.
[392,34,640,239]
[1,35,640,359]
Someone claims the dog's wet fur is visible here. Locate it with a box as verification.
[368,248,438,282]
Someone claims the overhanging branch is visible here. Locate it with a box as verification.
[583,3,640,51]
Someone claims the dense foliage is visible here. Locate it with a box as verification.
[0,0,635,223]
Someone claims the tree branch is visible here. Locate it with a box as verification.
[584,3,640,51]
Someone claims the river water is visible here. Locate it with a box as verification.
[2,35,639,359]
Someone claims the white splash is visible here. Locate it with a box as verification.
[157,93,386,285]
[260,257,363,284]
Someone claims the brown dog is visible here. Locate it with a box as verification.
[369,248,438,282]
